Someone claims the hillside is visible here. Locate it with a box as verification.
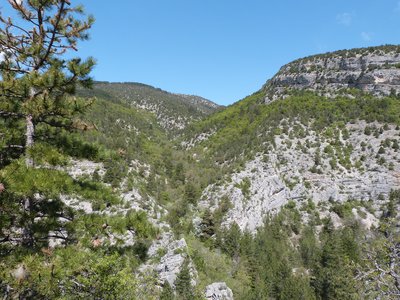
[1,45,400,299]
[78,82,222,131]
[180,46,400,231]
[191,92,400,230]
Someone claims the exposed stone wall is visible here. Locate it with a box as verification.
[265,47,400,102]
[200,120,400,232]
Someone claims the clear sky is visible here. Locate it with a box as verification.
[4,1,400,105]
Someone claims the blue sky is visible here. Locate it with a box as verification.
[4,1,400,105]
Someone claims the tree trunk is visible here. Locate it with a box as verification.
[22,196,34,247]
[23,115,35,245]
[25,114,34,167]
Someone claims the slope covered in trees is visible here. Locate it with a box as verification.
[78,81,222,131]
[0,1,399,298]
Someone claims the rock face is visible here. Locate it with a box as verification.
[154,237,197,287]
[264,45,400,102]
[205,282,234,300]
[200,120,400,232]
[65,159,105,180]
[140,231,198,288]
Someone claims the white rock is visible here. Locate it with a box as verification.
[65,159,105,180]
[266,49,400,100]
[200,120,399,232]
[205,282,234,300]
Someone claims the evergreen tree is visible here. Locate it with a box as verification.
[0,0,94,247]
[175,259,194,300]
[358,191,400,298]
[160,281,175,300]
[199,209,215,240]
[313,230,359,299]
[0,0,95,167]
[173,162,185,184]
[299,226,319,268]
[184,182,198,204]
[279,275,316,300]
[222,222,242,258]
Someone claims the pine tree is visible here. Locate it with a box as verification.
[184,182,197,204]
[313,230,359,299]
[0,0,95,167]
[160,281,175,300]
[200,209,215,240]
[222,222,241,258]
[357,191,400,298]
[0,0,94,247]
[175,259,194,300]
[173,162,185,184]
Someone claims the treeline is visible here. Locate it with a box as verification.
[190,191,400,299]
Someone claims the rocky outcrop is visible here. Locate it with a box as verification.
[205,282,234,300]
[140,231,198,288]
[154,237,197,287]
[200,120,400,232]
[65,159,105,180]
[264,45,400,102]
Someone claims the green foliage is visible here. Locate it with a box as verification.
[173,162,186,184]
[330,201,355,219]
[194,203,376,300]
[78,81,221,131]
[235,177,251,197]
[103,156,129,187]
[29,143,69,166]
[0,159,122,249]
[313,227,361,299]
[198,210,215,242]
[285,200,297,210]
[0,247,138,299]
[386,189,400,218]
[0,0,95,167]
[299,227,320,268]
[81,97,168,164]
[180,90,400,198]
[184,182,199,205]
[279,275,316,300]
[50,131,101,161]
[212,196,233,228]
[125,210,158,239]
[175,259,194,300]
[2,25,400,300]
[219,222,242,257]
[167,200,189,232]
[160,281,175,300]
[359,208,400,298]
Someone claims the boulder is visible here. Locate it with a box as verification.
[205,282,234,300]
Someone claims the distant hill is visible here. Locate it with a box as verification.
[78,81,222,131]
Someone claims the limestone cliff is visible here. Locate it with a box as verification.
[264,45,400,102]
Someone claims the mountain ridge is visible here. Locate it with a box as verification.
[78,81,223,131]
[2,45,400,299]
[263,44,400,103]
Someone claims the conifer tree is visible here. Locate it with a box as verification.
[175,259,194,300]
[0,0,95,167]
[357,190,400,298]
[0,0,94,247]
[160,281,175,300]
